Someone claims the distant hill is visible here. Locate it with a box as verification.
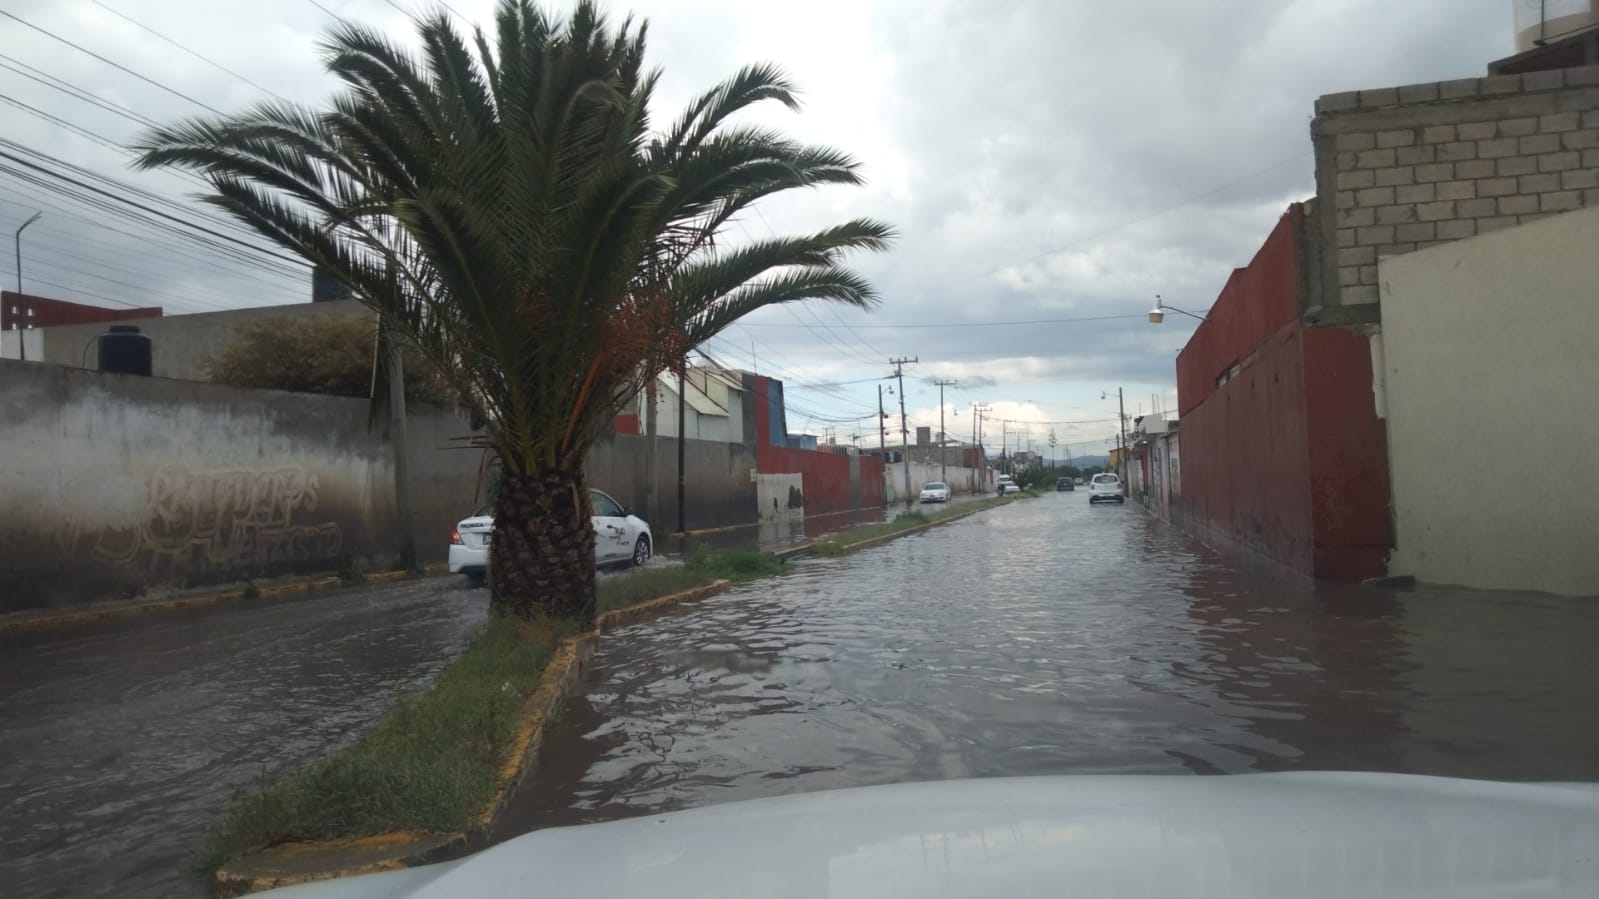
[1055,455,1108,470]
[988,453,1109,470]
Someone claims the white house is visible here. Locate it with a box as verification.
[638,365,746,444]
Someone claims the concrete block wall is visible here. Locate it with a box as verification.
[1311,65,1599,311]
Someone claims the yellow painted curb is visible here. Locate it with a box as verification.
[213,576,738,896]
[0,564,451,636]
[596,578,734,632]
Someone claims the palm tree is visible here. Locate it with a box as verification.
[134,0,891,625]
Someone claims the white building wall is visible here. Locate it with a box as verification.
[648,368,742,444]
[884,462,986,503]
[1379,204,1599,595]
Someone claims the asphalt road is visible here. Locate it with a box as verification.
[0,576,488,899]
[502,490,1599,838]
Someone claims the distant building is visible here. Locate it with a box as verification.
[616,365,747,444]
[4,298,370,379]
[2,292,162,360]
[1169,52,1599,589]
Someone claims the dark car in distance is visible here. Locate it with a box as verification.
[1057,477,1075,492]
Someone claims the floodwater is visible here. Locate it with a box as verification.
[502,492,1599,838]
[663,491,994,557]
[0,577,487,899]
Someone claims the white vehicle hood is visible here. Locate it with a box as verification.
[264,773,1599,898]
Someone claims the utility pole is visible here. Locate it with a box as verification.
[644,374,659,527]
[1102,388,1128,490]
[677,355,687,534]
[970,402,989,494]
[877,384,889,507]
[999,421,1008,475]
[889,357,916,507]
[1118,388,1127,488]
[933,378,957,488]
[878,384,888,454]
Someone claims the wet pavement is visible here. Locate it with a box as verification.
[502,492,1599,839]
[0,577,487,899]
[664,491,996,557]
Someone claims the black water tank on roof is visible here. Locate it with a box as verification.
[97,325,152,376]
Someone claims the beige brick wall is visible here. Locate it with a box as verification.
[1312,66,1599,309]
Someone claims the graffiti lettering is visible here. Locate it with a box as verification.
[55,466,344,576]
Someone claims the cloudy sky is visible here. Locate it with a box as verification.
[0,0,1515,455]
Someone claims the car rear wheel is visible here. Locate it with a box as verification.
[632,536,651,568]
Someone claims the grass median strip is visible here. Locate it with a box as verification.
[812,495,1021,555]
[200,613,579,873]
[598,549,786,614]
[203,549,786,874]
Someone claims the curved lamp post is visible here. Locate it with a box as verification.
[1147,294,1207,324]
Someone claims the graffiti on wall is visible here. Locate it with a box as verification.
[54,465,344,575]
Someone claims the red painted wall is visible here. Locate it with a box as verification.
[1302,327,1392,580]
[1179,317,1391,580]
[1,291,161,330]
[1177,207,1304,416]
[1179,320,1316,575]
[750,374,884,515]
[1171,201,1392,580]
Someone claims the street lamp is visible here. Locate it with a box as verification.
[14,211,41,295]
[12,211,41,361]
[1147,294,1207,324]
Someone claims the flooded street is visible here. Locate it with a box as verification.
[505,494,1599,837]
[0,578,487,899]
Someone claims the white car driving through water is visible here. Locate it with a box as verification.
[918,481,951,504]
[448,488,651,583]
[1088,472,1124,504]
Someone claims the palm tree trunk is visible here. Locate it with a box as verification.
[489,465,596,626]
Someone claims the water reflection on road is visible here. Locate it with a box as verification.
[504,494,1599,836]
[0,579,487,899]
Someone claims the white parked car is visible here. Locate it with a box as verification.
[995,475,1017,495]
[448,488,652,584]
[1087,472,1124,504]
[918,481,951,504]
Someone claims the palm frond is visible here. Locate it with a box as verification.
[132,0,890,477]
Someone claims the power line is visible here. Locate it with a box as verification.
[0,128,288,249]
[740,312,1147,329]
[0,54,161,128]
[747,204,886,364]
[0,90,311,262]
[7,240,289,312]
[0,161,299,281]
[0,9,227,115]
[85,0,291,103]
[0,188,304,292]
[0,93,130,154]
[0,141,308,269]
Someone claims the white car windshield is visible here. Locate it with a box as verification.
[924,483,946,490]
[1093,475,1117,484]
